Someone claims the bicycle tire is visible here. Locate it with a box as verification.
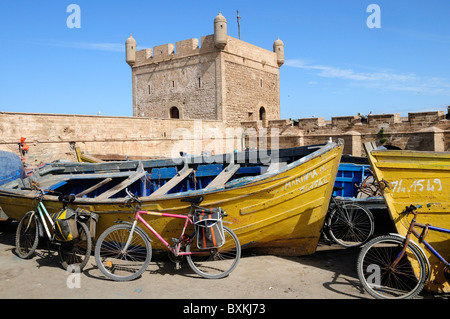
[356,235,427,299]
[327,203,374,248]
[186,226,241,279]
[15,211,39,259]
[94,223,152,281]
[58,221,92,271]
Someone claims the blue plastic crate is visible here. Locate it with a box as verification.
[333,163,370,198]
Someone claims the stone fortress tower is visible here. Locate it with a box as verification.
[126,12,284,123]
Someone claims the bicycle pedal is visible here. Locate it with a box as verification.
[175,262,181,270]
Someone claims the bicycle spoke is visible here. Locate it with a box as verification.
[58,221,91,270]
[329,204,374,247]
[95,224,152,281]
[187,226,240,279]
[357,235,426,299]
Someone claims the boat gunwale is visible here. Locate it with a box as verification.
[371,149,450,158]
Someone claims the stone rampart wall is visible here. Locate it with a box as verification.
[247,110,450,156]
[0,112,242,165]
[1,109,448,165]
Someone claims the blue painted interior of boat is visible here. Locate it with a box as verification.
[192,164,223,189]
[51,164,265,198]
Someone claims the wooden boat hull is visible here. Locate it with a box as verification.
[364,142,450,293]
[0,141,343,256]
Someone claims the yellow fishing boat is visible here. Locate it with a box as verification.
[0,140,343,256]
[364,142,450,293]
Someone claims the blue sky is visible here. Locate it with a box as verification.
[0,1,449,120]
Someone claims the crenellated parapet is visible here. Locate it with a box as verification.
[131,33,282,70]
[133,36,218,65]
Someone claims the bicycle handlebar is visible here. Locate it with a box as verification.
[125,188,143,206]
[402,204,418,216]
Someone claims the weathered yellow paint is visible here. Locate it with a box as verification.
[0,141,343,256]
[75,146,103,163]
[365,143,450,293]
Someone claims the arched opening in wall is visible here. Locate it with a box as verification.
[170,106,180,119]
[259,107,266,121]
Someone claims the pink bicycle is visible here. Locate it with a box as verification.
[94,191,241,281]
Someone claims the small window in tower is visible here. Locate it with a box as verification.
[198,77,201,88]
[172,80,175,88]
[170,107,180,119]
[148,84,151,94]
[259,107,266,121]
[260,79,263,87]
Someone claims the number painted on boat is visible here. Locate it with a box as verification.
[390,178,442,193]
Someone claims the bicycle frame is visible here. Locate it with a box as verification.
[123,209,200,257]
[35,199,55,240]
[395,208,450,268]
[411,223,450,267]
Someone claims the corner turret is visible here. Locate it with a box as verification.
[214,12,227,49]
[273,37,284,67]
[126,34,137,66]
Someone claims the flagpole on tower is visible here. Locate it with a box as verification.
[237,10,241,39]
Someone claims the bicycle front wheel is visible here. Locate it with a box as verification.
[58,221,92,271]
[357,235,427,299]
[94,224,152,281]
[15,211,39,259]
[186,226,241,279]
[328,203,374,248]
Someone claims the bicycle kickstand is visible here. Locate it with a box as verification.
[170,238,183,270]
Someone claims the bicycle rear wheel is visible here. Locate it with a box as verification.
[58,221,92,271]
[15,211,39,259]
[186,226,241,279]
[357,235,427,299]
[95,223,152,281]
[327,203,374,248]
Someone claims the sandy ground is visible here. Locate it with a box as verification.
[0,220,447,303]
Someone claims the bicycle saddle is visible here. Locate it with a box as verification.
[181,196,203,204]
[333,186,344,192]
[58,194,76,203]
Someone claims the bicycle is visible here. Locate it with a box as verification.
[322,187,375,248]
[94,190,241,281]
[355,168,382,199]
[15,188,93,271]
[357,204,450,299]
